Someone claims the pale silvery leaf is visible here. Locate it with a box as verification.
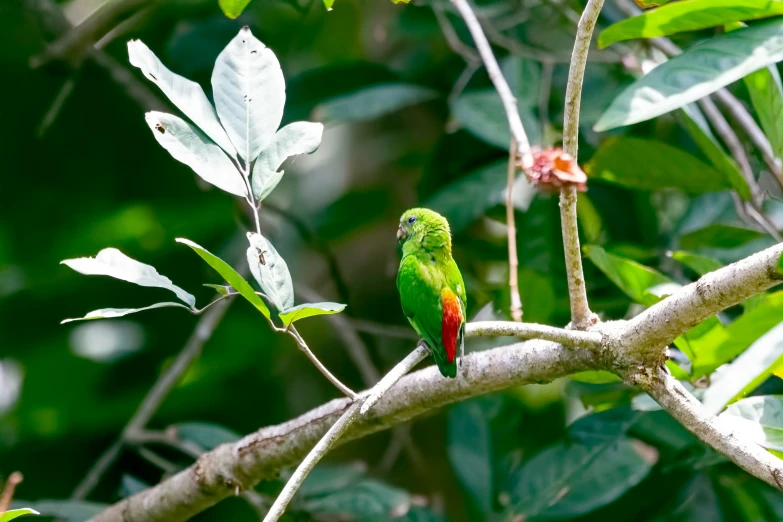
[61,248,196,307]
[246,232,294,312]
[212,27,285,163]
[278,302,346,326]
[251,121,323,200]
[127,39,236,157]
[61,303,190,324]
[145,112,248,197]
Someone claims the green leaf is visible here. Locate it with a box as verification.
[127,40,236,157]
[595,19,783,131]
[61,248,195,307]
[679,103,752,200]
[61,302,191,324]
[583,245,678,305]
[598,0,783,48]
[651,474,722,522]
[569,371,622,384]
[778,251,783,275]
[425,160,535,234]
[585,137,732,194]
[302,478,411,520]
[680,224,765,249]
[315,84,438,122]
[218,0,252,19]
[203,283,232,296]
[0,509,39,522]
[246,232,294,312]
[447,400,494,512]
[299,464,367,498]
[175,422,241,450]
[323,0,334,8]
[176,238,270,319]
[451,90,540,150]
[144,112,247,197]
[212,27,285,162]
[745,64,783,160]
[670,251,724,275]
[702,321,783,414]
[278,302,346,326]
[251,121,323,200]
[720,395,783,453]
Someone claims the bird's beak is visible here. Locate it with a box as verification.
[397,224,406,242]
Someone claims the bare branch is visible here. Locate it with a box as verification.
[506,138,523,322]
[263,346,429,522]
[287,325,358,399]
[632,366,783,491]
[560,0,603,329]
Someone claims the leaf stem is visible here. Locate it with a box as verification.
[288,325,358,399]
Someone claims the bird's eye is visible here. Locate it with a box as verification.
[407,216,417,225]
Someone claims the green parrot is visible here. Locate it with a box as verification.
[396,208,467,378]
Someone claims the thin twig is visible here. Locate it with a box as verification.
[288,325,358,399]
[71,297,234,500]
[559,0,603,329]
[263,346,429,522]
[506,138,523,322]
[0,471,23,512]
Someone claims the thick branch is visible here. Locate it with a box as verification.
[633,367,783,491]
[560,0,603,329]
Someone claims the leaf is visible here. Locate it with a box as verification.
[218,0,252,19]
[246,232,294,312]
[144,112,247,197]
[302,478,410,520]
[203,283,232,296]
[585,137,732,193]
[569,371,622,384]
[278,302,346,326]
[779,250,783,275]
[679,103,752,200]
[451,89,540,149]
[447,400,493,512]
[61,248,195,307]
[702,321,783,414]
[176,238,270,319]
[670,251,724,275]
[175,422,241,450]
[598,0,783,48]
[299,463,367,498]
[745,64,783,160]
[212,27,285,162]
[314,84,438,122]
[61,302,190,324]
[12,501,105,521]
[251,121,323,200]
[680,224,765,249]
[127,40,236,156]
[721,395,783,453]
[0,509,39,522]
[120,475,149,498]
[323,0,334,8]
[583,245,677,305]
[594,19,783,131]
[651,474,722,522]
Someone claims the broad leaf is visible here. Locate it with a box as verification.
[299,464,367,498]
[585,137,732,194]
[595,19,783,131]
[144,112,247,197]
[679,103,752,200]
[302,478,410,520]
[451,89,540,150]
[670,251,724,276]
[651,474,722,522]
[61,302,190,324]
[278,302,346,326]
[251,121,323,200]
[583,245,677,305]
[745,64,783,160]
[721,395,783,452]
[219,0,252,19]
[599,0,783,48]
[176,238,270,319]
[447,400,494,512]
[127,40,236,156]
[0,509,39,522]
[680,224,765,250]
[702,321,783,414]
[212,27,285,162]
[315,84,438,122]
[175,422,241,450]
[61,248,195,307]
[246,232,294,312]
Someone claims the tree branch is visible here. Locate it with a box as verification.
[506,138,523,321]
[559,0,603,329]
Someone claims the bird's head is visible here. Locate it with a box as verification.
[397,208,452,253]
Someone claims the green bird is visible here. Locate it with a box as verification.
[396,208,467,378]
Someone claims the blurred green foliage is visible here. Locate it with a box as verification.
[4,0,783,521]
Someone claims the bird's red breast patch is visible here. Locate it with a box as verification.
[441,287,463,364]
